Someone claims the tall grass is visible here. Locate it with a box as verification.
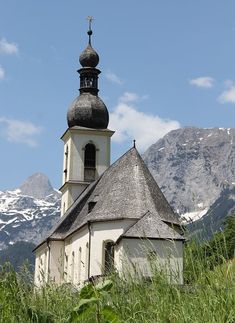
[0,244,234,323]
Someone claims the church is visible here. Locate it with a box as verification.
[34,22,184,287]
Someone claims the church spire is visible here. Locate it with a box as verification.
[78,17,100,95]
[67,18,109,129]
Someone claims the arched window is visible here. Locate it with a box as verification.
[84,143,96,181]
[104,241,115,275]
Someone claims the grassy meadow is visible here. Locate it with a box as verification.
[0,216,234,322]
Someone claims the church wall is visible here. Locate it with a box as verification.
[69,131,111,182]
[49,240,64,284]
[61,183,87,216]
[89,219,135,277]
[114,240,124,273]
[34,243,48,287]
[61,136,72,185]
[64,225,89,286]
[61,189,70,215]
[60,128,113,215]
[121,238,184,284]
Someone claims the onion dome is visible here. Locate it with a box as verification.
[67,18,109,129]
[79,44,99,68]
[67,93,109,129]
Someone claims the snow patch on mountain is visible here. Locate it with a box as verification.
[181,208,208,224]
[0,173,61,249]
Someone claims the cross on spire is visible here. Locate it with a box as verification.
[87,16,94,30]
[87,16,94,44]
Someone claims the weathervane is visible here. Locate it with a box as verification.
[87,16,94,45]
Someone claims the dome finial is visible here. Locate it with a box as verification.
[87,16,94,45]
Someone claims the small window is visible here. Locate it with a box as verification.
[88,201,96,213]
[104,241,115,275]
[84,143,96,181]
[81,76,97,88]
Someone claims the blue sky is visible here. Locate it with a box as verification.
[1,0,235,190]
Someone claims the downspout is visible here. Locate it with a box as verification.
[46,238,51,283]
[88,221,91,280]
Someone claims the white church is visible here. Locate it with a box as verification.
[34,22,184,286]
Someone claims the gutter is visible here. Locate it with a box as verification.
[88,221,91,280]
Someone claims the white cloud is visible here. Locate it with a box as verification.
[0,66,5,80]
[119,92,140,103]
[105,71,123,85]
[0,117,42,147]
[0,38,18,55]
[110,98,180,151]
[189,76,214,88]
[218,82,235,104]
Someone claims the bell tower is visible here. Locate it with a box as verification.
[60,18,114,216]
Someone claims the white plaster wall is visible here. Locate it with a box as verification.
[61,137,72,185]
[64,226,89,286]
[120,238,184,284]
[34,243,48,287]
[49,240,64,284]
[61,184,86,216]
[62,219,134,285]
[114,241,124,273]
[89,219,135,276]
[69,131,111,181]
[61,189,70,216]
[60,128,113,215]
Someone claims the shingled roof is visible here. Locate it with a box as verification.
[121,211,184,240]
[40,147,182,243]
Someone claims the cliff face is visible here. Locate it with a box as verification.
[143,127,235,220]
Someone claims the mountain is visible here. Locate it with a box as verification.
[0,173,60,250]
[143,127,235,225]
[188,186,235,239]
[19,173,59,199]
[0,241,36,272]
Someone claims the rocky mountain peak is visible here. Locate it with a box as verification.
[19,173,57,199]
[143,127,235,216]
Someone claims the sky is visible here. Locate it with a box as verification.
[1,0,235,190]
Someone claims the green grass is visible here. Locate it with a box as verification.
[0,247,234,323]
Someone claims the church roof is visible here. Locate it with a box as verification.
[44,147,182,242]
[121,211,184,240]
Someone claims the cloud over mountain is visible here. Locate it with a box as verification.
[110,93,180,151]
